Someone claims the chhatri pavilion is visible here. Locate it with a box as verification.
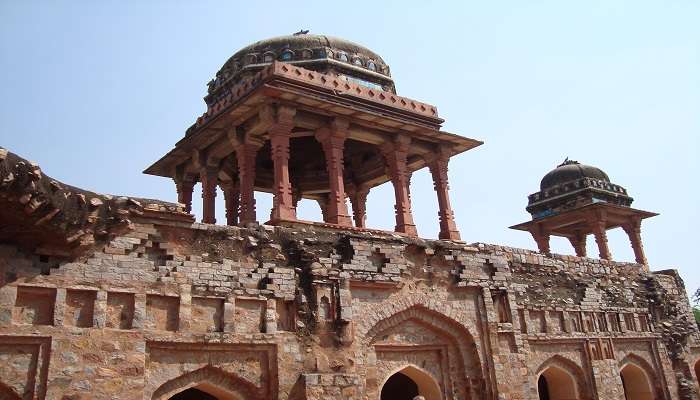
[144,33,481,240]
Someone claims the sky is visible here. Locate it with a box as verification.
[1,1,698,294]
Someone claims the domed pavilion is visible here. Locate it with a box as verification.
[144,32,482,240]
[510,159,657,265]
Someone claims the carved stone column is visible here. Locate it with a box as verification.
[426,147,461,240]
[229,131,263,225]
[315,118,352,226]
[380,135,417,236]
[529,224,550,254]
[622,218,647,265]
[199,166,218,224]
[588,213,611,260]
[348,185,370,228]
[220,180,240,226]
[269,106,297,223]
[174,177,195,213]
[568,231,587,257]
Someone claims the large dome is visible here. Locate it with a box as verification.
[206,33,395,99]
[539,159,610,191]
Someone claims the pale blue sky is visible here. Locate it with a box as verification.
[1,2,698,293]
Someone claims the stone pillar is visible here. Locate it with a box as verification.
[269,106,297,222]
[230,132,263,225]
[380,135,417,236]
[315,119,352,226]
[426,147,461,240]
[348,186,369,228]
[220,180,240,226]
[588,214,611,260]
[199,166,218,224]
[568,231,587,257]
[316,194,329,222]
[529,224,550,254]
[174,177,195,213]
[622,218,647,265]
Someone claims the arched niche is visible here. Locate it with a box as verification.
[151,366,258,400]
[695,358,700,388]
[535,356,588,400]
[380,365,442,400]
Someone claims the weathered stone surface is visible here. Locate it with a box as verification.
[1,212,699,399]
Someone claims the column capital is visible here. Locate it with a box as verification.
[228,130,265,149]
[330,116,350,132]
[423,145,452,164]
[276,104,296,119]
[380,134,411,155]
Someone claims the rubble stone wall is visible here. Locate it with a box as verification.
[1,218,700,400]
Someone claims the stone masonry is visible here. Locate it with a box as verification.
[1,149,700,400]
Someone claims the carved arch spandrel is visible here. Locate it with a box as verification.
[362,304,484,400]
[151,366,258,400]
[145,342,277,400]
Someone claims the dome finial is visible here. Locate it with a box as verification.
[293,29,310,35]
[557,157,579,168]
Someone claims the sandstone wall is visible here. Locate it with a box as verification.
[1,218,700,400]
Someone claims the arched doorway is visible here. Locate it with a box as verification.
[537,366,580,400]
[695,359,700,389]
[620,363,654,400]
[169,387,219,400]
[151,366,257,400]
[381,371,418,400]
[165,383,239,400]
[380,365,442,400]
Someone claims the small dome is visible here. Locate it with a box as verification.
[209,33,393,96]
[540,159,610,191]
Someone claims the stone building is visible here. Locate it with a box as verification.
[1,33,699,400]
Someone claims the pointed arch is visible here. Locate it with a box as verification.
[151,366,258,400]
[535,355,589,400]
[380,364,442,400]
[619,353,660,400]
[364,303,484,400]
[364,304,482,372]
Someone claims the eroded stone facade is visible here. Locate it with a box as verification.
[2,216,700,399]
